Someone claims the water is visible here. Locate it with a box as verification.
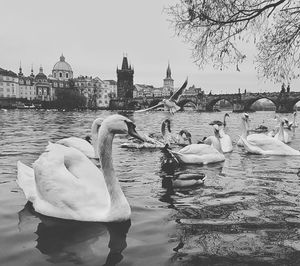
[1,109,300,266]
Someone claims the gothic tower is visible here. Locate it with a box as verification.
[117,55,134,98]
[163,62,174,90]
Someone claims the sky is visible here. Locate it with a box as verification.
[1,0,299,94]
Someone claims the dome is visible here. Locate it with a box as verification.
[53,54,72,72]
[35,66,47,80]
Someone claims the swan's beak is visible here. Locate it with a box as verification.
[128,125,145,142]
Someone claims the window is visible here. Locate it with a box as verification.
[54,73,56,78]
[66,73,69,79]
[59,72,62,78]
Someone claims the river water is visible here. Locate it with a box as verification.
[1,109,300,266]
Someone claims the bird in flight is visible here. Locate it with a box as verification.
[135,78,188,115]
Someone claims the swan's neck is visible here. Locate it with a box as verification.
[223,115,227,127]
[91,121,100,157]
[212,133,223,153]
[241,119,249,138]
[278,122,284,139]
[98,127,128,210]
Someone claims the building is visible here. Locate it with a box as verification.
[117,56,134,99]
[163,62,174,93]
[35,66,53,101]
[97,80,117,108]
[52,54,73,80]
[103,80,117,97]
[0,68,19,98]
[18,66,35,100]
[133,84,155,98]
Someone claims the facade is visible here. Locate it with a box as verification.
[35,66,53,101]
[52,54,73,80]
[0,68,19,98]
[133,84,155,98]
[117,56,134,99]
[18,66,35,100]
[75,76,117,108]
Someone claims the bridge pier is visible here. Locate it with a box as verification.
[232,103,245,113]
[276,103,294,113]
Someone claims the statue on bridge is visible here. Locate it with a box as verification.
[135,78,188,115]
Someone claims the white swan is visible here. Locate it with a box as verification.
[165,124,225,165]
[286,111,298,129]
[17,114,145,222]
[239,113,300,155]
[56,118,103,159]
[208,113,233,153]
[274,117,291,144]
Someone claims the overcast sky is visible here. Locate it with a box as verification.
[1,0,299,94]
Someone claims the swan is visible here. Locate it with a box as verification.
[237,113,250,146]
[274,117,291,143]
[16,114,145,222]
[56,118,103,159]
[175,130,192,146]
[164,124,225,165]
[208,113,233,153]
[286,111,298,129]
[239,113,300,155]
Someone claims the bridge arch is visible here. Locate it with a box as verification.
[178,99,197,110]
[289,98,300,110]
[206,97,234,112]
[244,97,277,111]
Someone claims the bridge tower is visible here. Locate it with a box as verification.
[117,55,134,99]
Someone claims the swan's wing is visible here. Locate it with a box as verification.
[17,161,37,202]
[169,78,188,103]
[135,102,164,113]
[56,137,96,158]
[32,143,110,221]
[247,134,288,151]
[179,143,217,155]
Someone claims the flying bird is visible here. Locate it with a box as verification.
[135,78,188,114]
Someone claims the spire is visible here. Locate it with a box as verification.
[121,55,129,70]
[39,65,43,73]
[60,54,65,62]
[18,61,23,76]
[30,64,34,78]
[166,61,171,78]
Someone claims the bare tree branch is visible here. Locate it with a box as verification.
[166,0,300,82]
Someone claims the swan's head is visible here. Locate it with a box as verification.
[212,124,221,138]
[101,114,145,142]
[242,113,249,121]
[283,117,289,126]
[179,129,192,144]
[224,113,230,118]
[161,119,171,135]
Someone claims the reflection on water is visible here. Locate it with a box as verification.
[1,110,300,265]
[18,202,131,266]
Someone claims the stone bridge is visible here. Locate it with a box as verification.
[110,91,300,113]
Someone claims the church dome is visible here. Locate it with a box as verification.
[53,54,72,72]
[35,66,47,80]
